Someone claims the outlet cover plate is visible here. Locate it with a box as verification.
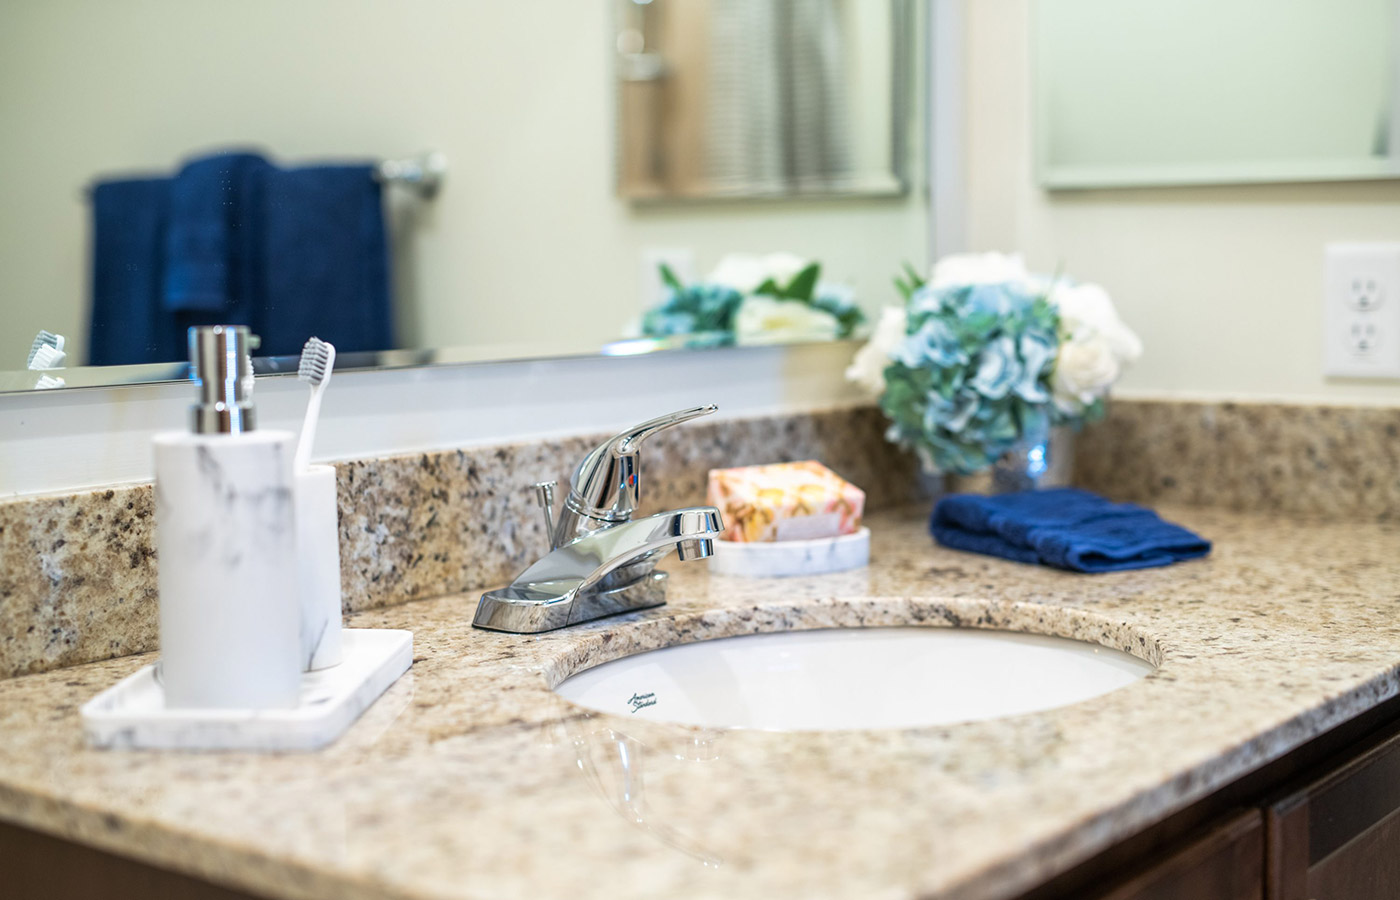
[1323,243,1400,378]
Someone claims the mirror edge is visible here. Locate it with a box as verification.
[0,336,868,396]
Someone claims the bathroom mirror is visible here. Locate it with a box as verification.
[1035,0,1400,189]
[0,0,926,393]
[615,0,913,200]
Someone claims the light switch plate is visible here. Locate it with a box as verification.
[1323,243,1400,378]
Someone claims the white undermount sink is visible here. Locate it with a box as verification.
[555,627,1154,731]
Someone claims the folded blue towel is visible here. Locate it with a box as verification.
[162,152,270,314]
[930,487,1211,573]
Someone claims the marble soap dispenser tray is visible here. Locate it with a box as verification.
[80,629,413,752]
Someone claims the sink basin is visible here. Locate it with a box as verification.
[555,627,1154,731]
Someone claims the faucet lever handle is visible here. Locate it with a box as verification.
[568,404,718,524]
[533,481,558,549]
[612,404,718,454]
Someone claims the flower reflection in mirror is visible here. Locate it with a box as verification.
[638,254,866,347]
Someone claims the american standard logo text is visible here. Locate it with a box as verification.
[627,692,657,713]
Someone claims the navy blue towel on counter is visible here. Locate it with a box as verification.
[930,487,1211,573]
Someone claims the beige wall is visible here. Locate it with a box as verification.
[968,0,1400,403]
[0,1,926,367]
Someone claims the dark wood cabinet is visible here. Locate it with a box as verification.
[1091,811,1264,900]
[0,818,265,900]
[1021,704,1400,900]
[1265,725,1400,900]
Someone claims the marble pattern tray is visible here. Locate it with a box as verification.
[708,527,870,577]
[80,629,412,752]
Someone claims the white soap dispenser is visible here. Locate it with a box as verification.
[152,325,302,709]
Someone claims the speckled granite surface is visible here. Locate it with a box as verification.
[0,504,1398,900]
[1076,398,1400,521]
[0,487,159,677]
[4,397,1398,681]
[0,406,917,679]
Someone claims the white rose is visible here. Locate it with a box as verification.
[844,306,908,395]
[761,252,810,288]
[1051,282,1142,365]
[734,296,840,346]
[708,252,813,294]
[929,252,1032,289]
[1052,334,1121,413]
[708,254,769,294]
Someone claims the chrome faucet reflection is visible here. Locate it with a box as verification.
[566,714,723,868]
[473,405,725,633]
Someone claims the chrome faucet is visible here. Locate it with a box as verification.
[473,406,725,633]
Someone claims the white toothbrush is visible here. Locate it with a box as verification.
[27,331,66,369]
[294,337,336,474]
[33,374,65,390]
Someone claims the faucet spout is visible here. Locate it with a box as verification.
[473,507,723,633]
[555,404,718,545]
[474,406,724,634]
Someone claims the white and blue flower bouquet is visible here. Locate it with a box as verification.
[639,253,865,347]
[846,253,1142,476]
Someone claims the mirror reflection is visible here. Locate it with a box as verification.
[566,714,725,868]
[615,0,912,199]
[1036,0,1400,188]
[0,0,926,387]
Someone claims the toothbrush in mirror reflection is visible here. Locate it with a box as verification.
[26,330,66,369]
[294,337,336,474]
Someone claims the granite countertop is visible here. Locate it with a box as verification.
[1,504,1398,900]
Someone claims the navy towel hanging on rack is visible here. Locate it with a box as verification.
[88,150,393,365]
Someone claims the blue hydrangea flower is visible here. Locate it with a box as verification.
[878,280,1064,475]
[809,283,866,338]
[640,283,744,340]
[1014,333,1055,402]
[640,271,866,342]
[893,318,966,369]
[963,284,1019,318]
[969,335,1019,399]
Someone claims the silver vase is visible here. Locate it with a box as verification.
[944,426,1075,495]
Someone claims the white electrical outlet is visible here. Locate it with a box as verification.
[1323,243,1400,378]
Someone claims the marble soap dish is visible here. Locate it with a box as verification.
[80,629,413,752]
[708,527,870,578]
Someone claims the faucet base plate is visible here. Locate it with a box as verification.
[473,571,668,634]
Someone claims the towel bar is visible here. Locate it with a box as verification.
[376,151,448,199]
[81,151,447,200]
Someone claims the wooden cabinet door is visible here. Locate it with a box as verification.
[1094,810,1264,900]
[0,819,264,900]
[1267,724,1400,900]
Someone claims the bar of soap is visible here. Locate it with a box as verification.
[706,461,865,543]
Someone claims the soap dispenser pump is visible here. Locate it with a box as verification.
[152,325,302,709]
